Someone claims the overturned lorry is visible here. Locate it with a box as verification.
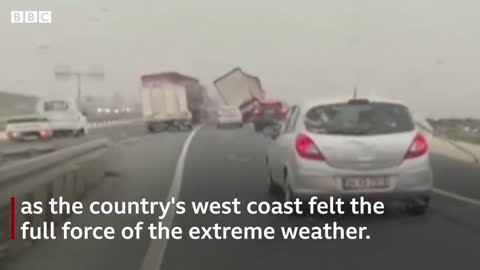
[213,67,266,122]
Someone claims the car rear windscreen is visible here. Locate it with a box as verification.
[304,101,415,135]
[259,102,282,109]
[44,100,69,112]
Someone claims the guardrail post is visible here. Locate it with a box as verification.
[51,177,65,224]
[63,168,78,203]
[32,185,49,228]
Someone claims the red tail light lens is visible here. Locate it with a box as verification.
[295,134,325,160]
[404,133,428,159]
[6,131,16,139]
[39,130,50,138]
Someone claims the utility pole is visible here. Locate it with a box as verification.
[75,72,82,100]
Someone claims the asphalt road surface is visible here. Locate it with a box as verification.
[3,124,480,270]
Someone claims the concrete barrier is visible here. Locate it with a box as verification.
[425,133,479,163]
[447,140,480,163]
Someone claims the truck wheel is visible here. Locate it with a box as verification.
[147,125,155,133]
[75,128,86,137]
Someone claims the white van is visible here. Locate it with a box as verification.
[36,99,88,137]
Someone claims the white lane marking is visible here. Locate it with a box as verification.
[139,126,201,270]
[433,188,480,207]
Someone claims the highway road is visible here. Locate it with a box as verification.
[2,123,480,270]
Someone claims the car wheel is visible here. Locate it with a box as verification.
[75,128,86,137]
[267,171,281,196]
[283,175,293,203]
[406,196,430,216]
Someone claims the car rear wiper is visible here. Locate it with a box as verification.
[326,126,373,135]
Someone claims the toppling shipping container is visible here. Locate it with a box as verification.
[213,67,266,121]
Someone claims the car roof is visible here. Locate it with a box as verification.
[299,96,408,111]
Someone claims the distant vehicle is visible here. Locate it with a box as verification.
[36,99,88,137]
[5,115,52,142]
[140,73,193,132]
[251,100,288,131]
[216,105,243,128]
[266,97,433,215]
[213,67,266,121]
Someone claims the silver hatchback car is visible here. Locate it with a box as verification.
[266,97,433,215]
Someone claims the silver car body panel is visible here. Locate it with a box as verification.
[267,97,433,199]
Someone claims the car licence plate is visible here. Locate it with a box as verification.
[23,135,39,141]
[342,177,389,190]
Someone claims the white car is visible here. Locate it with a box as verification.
[266,97,433,215]
[216,106,243,128]
[5,115,53,142]
[37,99,88,137]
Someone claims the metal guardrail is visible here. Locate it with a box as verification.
[0,138,110,259]
[0,145,55,166]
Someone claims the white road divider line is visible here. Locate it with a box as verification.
[140,126,201,270]
[433,187,480,207]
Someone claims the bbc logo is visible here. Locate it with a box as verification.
[11,11,52,24]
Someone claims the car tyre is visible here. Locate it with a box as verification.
[267,170,281,196]
[75,128,86,137]
[147,125,156,133]
[283,181,294,203]
[406,196,430,216]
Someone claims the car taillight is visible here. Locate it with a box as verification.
[280,107,288,113]
[404,133,428,159]
[39,130,51,138]
[295,134,325,160]
[6,131,16,139]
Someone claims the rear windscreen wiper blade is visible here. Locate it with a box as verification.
[326,126,372,135]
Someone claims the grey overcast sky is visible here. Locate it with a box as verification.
[1,0,479,118]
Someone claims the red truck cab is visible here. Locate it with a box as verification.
[250,100,288,131]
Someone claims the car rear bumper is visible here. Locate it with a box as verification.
[217,118,243,125]
[252,117,281,124]
[290,167,433,200]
